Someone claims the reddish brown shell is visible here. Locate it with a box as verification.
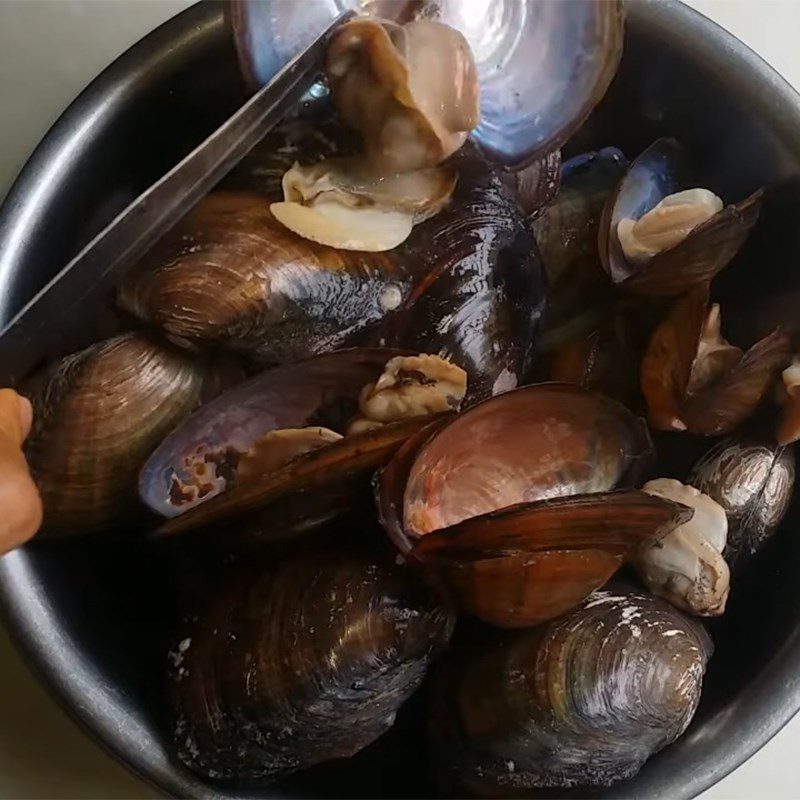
[375,384,686,627]
[408,491,692,627]
[641,285,790,435]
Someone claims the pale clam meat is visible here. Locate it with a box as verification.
[326,18,479,173]
[635,478,730,616]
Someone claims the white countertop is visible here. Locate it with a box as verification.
[1,1,800,797]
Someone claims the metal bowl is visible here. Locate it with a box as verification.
[2,1,800,797]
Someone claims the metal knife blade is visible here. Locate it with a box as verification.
[0,11,353,388]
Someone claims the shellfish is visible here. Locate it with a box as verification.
[25,333,216,535]
[171,547,454,783]
[430,587,712,793]
[378,383,691,626]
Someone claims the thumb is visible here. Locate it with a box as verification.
[0,388,32,446]
[0,389,42,554]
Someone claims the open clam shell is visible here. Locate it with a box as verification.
[400,383,653,534]
[430,588,712,793]
[377,384,679,626]
[641,285,790,435]
[153,413,450,546]
[599,138,764,297]
[408,491,692,627]
[231,0,624,168]
[140,348,407,517]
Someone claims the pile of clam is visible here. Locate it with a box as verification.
[22,1,799,795]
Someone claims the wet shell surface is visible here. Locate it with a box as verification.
[25,333,210,536]
[401,383,653,535]
[376,384,691,627]
[118,192,409,364]
[689,436,796,567]
[599,138,763,297]
[641,285,790,435]
[171,548,454,782]
[377,145,545,401]
[430,588,713,793]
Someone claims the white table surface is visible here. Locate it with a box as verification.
[1,1,800,797]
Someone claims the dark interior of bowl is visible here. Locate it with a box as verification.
[3,2,800,799]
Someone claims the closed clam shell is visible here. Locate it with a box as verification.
[689,436,795,567]
[118,192,409,363]
[430,588,713,794]
[171,548,454,782]
[25,333,211,536]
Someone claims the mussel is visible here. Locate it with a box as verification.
[118,192,410,364]
[25,333,217,535]
[378,383,692,627]
[170,547,454,782]
[380,144,546,401]
[599,138,763,297]
[430,587,712,794]
[641,284,790,435]
[689,436,796,567]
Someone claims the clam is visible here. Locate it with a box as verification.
[378,383,692,627]
[641,285,790,435]
[431,588,712,793]
[380,144,546,401]
[25,333,216,536]
[151,352,465,547]
[531,147,627,356]
[118,192,410,363]
[230,0,623,168]
[689,436,795,567]
[140,348,407,518]
[633,478,730,616]
[171,548,454,783]
[325,18,480,173]
[599,138,764,297]
[142,349,465,524]
[270,157,457,251]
